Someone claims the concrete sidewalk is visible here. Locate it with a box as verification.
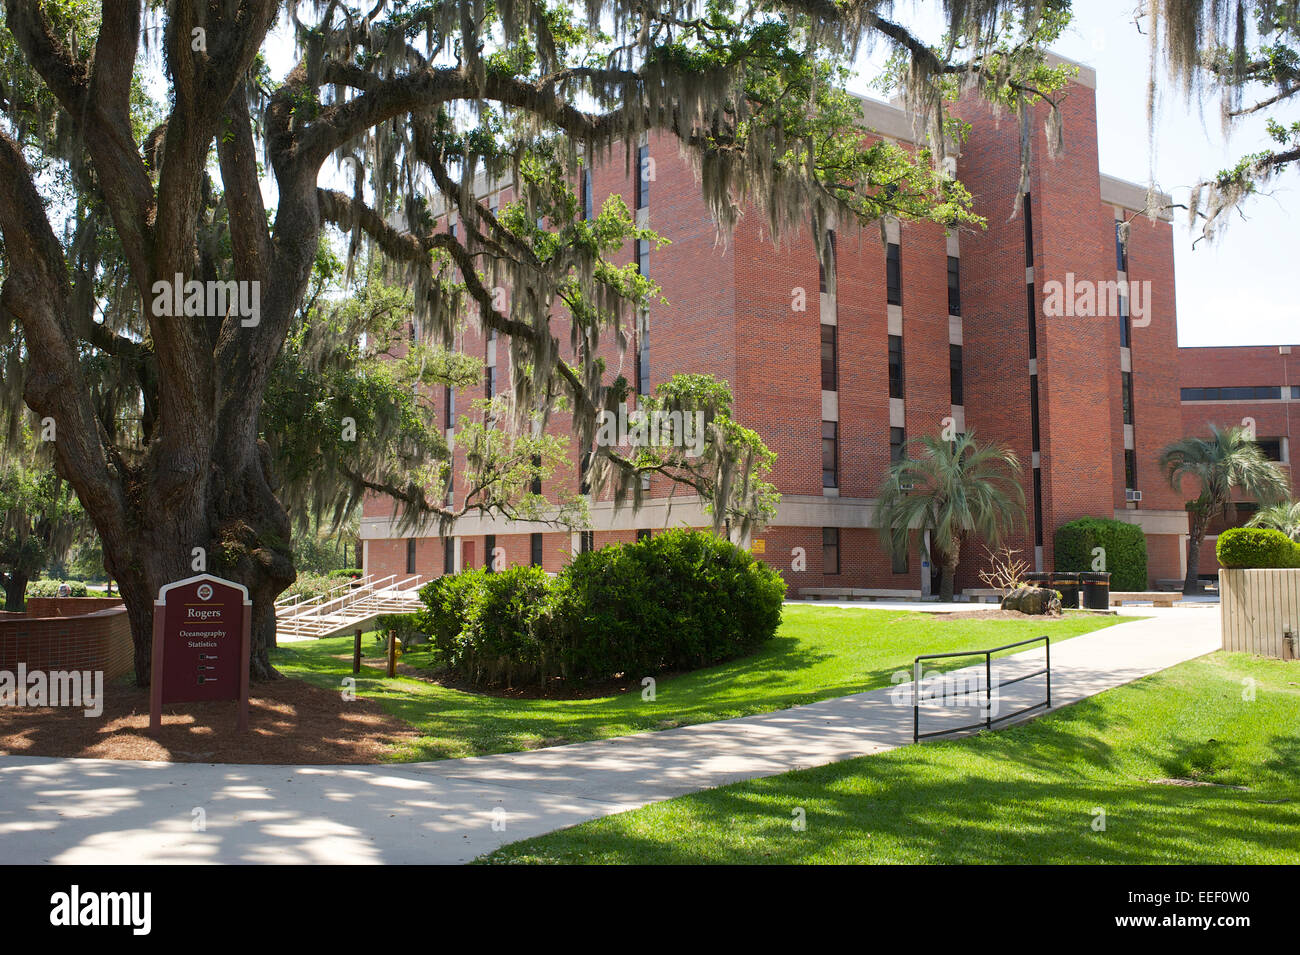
[0,606,1220,864]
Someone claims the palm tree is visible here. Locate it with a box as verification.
[1247,500,1300,541]
[876,431,1026,602]
[1159,425,1290,594]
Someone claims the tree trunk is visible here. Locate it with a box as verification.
[102,441,295,686]
[1183,531,1203,596]
[3,572,28,612]
[939,562,956,603]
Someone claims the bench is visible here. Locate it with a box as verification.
[798,587,924,602]
[1110,591,1182,608]
[961,588,1003,604]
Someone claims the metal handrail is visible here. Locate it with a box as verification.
[293,574,396,620]
[912,636,1051,742]
[275,574,372,611]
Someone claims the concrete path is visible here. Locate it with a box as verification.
[0,605,1221,864]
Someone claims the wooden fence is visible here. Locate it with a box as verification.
[1219,569,1300,659]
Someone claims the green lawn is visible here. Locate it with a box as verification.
[272,605,1125,761]
[477,653,1300,864]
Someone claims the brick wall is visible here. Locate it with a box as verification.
[24,596,124,618]
[0,606,134,681]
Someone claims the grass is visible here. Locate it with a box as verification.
[477,653,1300,864]
[271,605,1125,761]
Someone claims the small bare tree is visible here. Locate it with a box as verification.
[978,545,1030,596]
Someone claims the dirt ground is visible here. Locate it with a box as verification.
[0,677,420,764]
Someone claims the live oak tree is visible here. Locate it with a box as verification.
[0,0,1072,683]
[0,436,86,611]
[1144,0,1300,239]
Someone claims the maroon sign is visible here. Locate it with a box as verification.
[149,574,251,732]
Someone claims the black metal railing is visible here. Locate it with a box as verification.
[912,636,1050,742]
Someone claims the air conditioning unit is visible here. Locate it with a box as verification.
[1125,488,1142,503]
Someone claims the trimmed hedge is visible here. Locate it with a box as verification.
[1216,527,1300,569]
[25,579,88,598]
[411,530,786,689]
[1053,517,1148,592]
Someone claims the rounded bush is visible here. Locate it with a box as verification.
[1216,527,1300,569]
[414,530,786,689]
[1053,517,1148,592]
[25,579,88,598]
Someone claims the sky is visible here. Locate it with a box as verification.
[848,0,1299,347]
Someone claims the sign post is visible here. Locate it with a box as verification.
[149,573,253,734]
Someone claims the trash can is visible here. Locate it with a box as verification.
[1050,572,1081,609]
[1080,572,1111,610]
[1024,572,1051,588]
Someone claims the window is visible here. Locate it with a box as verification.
[443,537,455,575]
[579,444,591,495]
[1022,193,1034,266]
[1115,221,1128,272]
[822,421,838,489]
[530,453,542,495]
[484,534,496,571]
[1119,295,1131,348]
[444,386,455,429]
[635,238,650,276]
[485,366,496,399]
[1029,375,1041,453]
[1032,468,1044,547]
[406,537,417,574]
[949,344,963,406]
[890,427,905,464]
[1124,449,1138,490]
[1025,283,1038,359]
[580,530,595,553]
[888,334,904,399]
[947,255,961,316]
[530,533,543,567]
[1257,438,1284,462]
[1122,371,1135,425]
[821,324,837,391]
[448,220,457,241]
[582,169,594,220]
[819,231,836,294]
[635,145,649,209]
[886,242,902,305]
[637,315,650,395]
[891,544,908,575]
[1180,385,1284,402]
[822,527,840,575]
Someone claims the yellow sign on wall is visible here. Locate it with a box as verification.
[751,539,766,554]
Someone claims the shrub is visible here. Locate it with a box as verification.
[414,568,489,659]
[375,612,430,650]
[282,573,339,604]
[1053,518,1148,592]
[25,579,88,598]
[460,565,561,687]
[329,568,364,579]
[1216,527,1300,569]
[413,530,786,689]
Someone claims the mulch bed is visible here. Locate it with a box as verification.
[928,609,1069,621]
[0,677,420,764]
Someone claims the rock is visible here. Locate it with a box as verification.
[1000,585,1062,616]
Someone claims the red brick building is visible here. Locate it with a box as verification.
[1178,344,1299,577]
[361,56,1191,595]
